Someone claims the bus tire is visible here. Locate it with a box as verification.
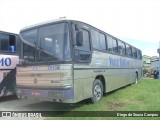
[135,73,138,84]
[90,79,103,103]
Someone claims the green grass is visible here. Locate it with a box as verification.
[45,78,160,120]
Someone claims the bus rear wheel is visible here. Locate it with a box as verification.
[90,79,103,103]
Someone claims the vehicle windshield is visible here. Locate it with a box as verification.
[0,33,18,54]
[20,23,70,63]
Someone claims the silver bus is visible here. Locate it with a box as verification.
[16,19,142,103]
[0,31,19,97]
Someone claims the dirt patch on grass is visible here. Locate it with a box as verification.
[107,101,126,111]
[107,99,144,111]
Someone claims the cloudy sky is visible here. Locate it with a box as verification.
[0,0,160,56]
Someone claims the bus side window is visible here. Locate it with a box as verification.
[118,40,126,55]
[140,50,142,59]
[137,50,142,60]
[107,36,113,52]
[91,29,106,51]
[9,35,16,52]
[132,47,137,58]
[0,34,9,51]
[91,30,99,49]
[112,38,118,53]
[107,36,118,53]
[126,44,132,57]
[99,33,106,50]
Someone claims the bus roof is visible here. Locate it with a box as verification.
[20,18,70,32]
[19,19,141,51]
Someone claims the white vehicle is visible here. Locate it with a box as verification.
[16,19,142,103]
[0,31,19,97]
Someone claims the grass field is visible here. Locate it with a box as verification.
[45,78,160,120]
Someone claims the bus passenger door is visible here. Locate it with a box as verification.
[73,23,91,102]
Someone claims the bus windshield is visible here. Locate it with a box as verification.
[20,23,70,63]
[0,33,17,54]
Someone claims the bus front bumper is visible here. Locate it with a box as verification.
[16,86,74,102]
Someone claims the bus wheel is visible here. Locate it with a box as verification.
[91,79,103,103]
[135,73,138,84]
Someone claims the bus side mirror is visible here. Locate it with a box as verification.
[76,31,83,46]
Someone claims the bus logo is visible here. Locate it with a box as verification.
[0,58,12,66]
